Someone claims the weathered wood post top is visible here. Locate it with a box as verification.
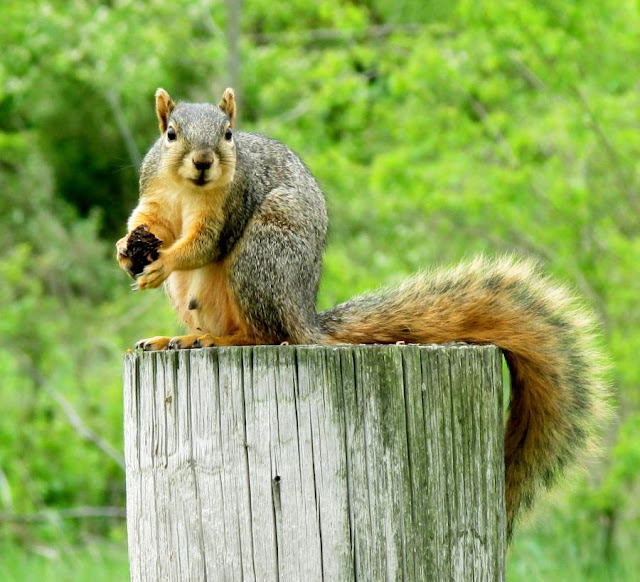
[123,344,506,582]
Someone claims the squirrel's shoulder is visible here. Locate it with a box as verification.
[232,131,320,194]
[235,131,306,164]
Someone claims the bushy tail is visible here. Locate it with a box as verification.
[317,255,609,538]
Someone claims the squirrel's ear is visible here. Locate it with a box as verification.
[155,88,175,134]
[218,88,236,128]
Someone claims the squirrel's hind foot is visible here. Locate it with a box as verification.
[135,336,172,351]
[134,335,201,351]
[135,331,261,351]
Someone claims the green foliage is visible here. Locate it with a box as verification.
[508,487,640,581]
[1,0,639,576]
[0,125,177,537]
[0,539,129,582]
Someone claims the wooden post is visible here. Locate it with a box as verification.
[123,344,505,582]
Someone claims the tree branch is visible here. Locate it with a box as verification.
[252,23,423,46]
[104,89,142,170]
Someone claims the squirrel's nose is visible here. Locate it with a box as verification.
[192,151,214,171]
[194,159,212,171]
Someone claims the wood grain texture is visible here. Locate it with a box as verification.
[123,344,505,581]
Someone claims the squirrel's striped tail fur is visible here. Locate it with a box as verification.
[317,255,609,539]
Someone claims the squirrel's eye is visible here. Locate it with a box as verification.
[225,127,233,141]
[167,127,177,141]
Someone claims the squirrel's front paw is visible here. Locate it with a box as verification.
[136,254,172,290]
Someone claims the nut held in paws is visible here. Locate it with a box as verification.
[123,225,162,276]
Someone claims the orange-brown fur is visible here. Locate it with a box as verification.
[116,166,252,350]
[166,262,249,338]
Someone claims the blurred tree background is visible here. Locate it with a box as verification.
[0,0,638,580]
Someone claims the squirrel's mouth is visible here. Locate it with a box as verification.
[192,171,208,186]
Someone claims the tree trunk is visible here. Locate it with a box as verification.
[123,344,505,581]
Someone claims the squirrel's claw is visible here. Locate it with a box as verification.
[167,337,184,350]
[167,335,204,350]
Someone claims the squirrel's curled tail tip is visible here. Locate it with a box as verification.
[318,254,611,538]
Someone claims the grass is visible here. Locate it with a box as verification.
[507,503,640,582]
[0,539,129,582]
[1,502,638,581]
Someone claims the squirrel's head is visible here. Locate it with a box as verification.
[154,88,237,190]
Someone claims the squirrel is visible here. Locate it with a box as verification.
[116,88,608,540]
